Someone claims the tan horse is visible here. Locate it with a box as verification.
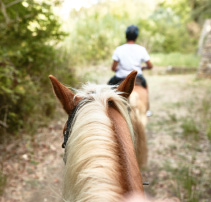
[129,83,149,168]
[49,71,145,202]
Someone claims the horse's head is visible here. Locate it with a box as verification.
[49,71,144,201]
[49,70,137,113]
[49,71,138,147]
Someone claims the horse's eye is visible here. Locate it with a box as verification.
[108,100,113,106]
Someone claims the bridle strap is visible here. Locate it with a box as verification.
[62,105,79,148]
[62,98,91,148]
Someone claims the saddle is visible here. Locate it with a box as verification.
[108,75,147,89]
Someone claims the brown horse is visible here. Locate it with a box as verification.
[49,71,145,202]
[129,83,149,168]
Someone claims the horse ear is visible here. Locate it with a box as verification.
[49,75,82,114]
[117,70,137,98]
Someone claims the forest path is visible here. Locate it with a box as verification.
[1,68,210,201]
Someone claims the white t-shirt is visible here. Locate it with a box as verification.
[112,44,150,78]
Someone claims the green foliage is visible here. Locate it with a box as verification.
[190,0,211,23]
[0,171,6,196]
[206,122,211,142]
[164,162,201,202]
[168,112,177,123]
[181,119,199,140]
[62,0,200,66]
[0,0,74,135]
[161,0,211,23]
[151,53,200,67]
[159,0,192,23]
[144,7,197,53]
[63,0,137,65]
[201,98,211,142]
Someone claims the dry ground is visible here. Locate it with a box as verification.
[144,74,211,201]
[0,67,210,202]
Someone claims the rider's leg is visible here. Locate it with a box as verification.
[108,75,125,85]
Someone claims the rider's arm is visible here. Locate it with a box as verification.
[111,60,119,72]
[142,60,153,70]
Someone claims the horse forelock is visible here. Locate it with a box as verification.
[63,83,135,202]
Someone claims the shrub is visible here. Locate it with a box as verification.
[0,0,74,136]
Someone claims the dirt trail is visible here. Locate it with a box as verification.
[0,116,65,202]
[143,74,211,201]
[1,71,210,201]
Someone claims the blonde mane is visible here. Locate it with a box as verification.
[63,84,135,202]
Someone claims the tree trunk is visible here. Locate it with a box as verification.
[197,19,211,78]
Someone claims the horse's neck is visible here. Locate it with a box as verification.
[63,101,135,201]
[63,100,144,201]
[108,104,144,192]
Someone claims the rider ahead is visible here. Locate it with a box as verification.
[108,25,153,88]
